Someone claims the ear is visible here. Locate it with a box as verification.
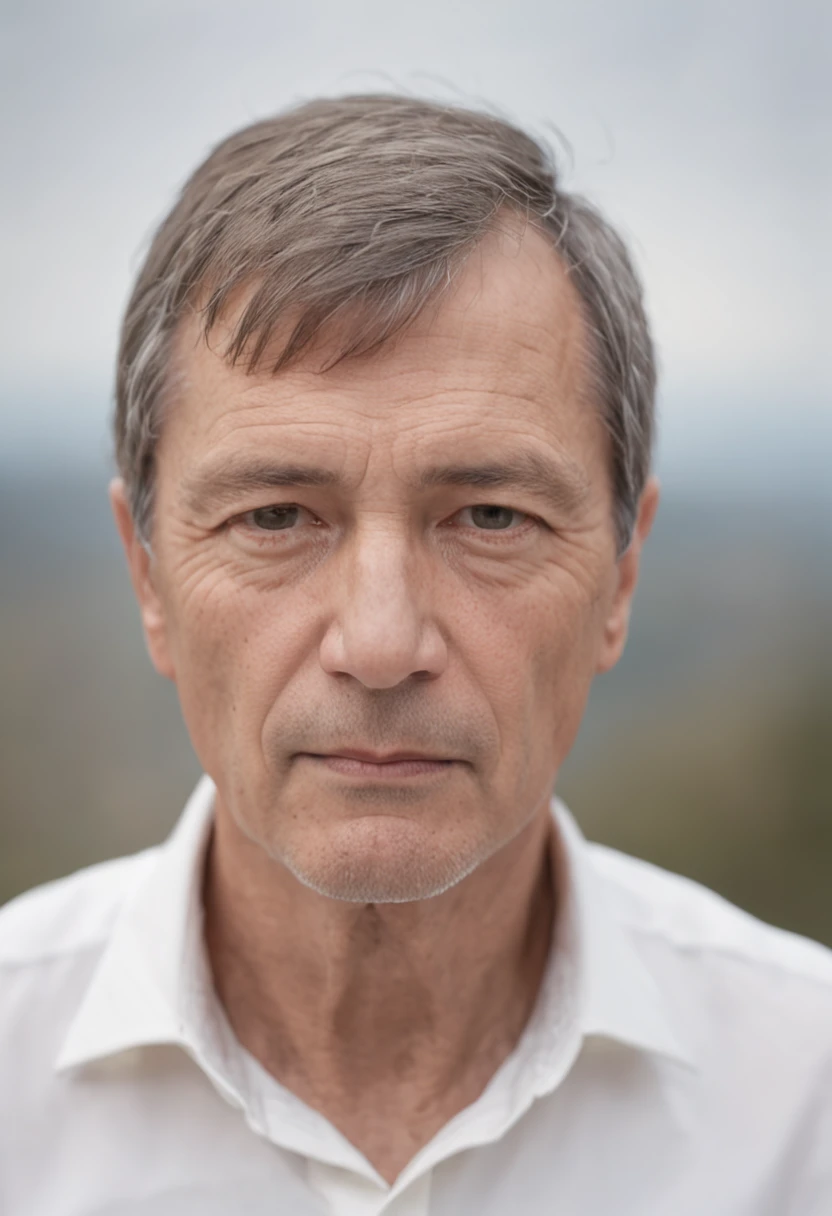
[109,479,176,680]
[596,476,660,674]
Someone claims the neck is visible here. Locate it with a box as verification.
[204,799,555,1182]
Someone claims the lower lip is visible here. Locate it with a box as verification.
[301,755,456,779]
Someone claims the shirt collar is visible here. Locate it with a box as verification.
[552,801,694,1070]
[55,776,247,1100]
[55,777,694,1081]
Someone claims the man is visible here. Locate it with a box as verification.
[1,94,830,1215]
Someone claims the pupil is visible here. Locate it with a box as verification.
[471,505,514,530]
[253,506,298,530]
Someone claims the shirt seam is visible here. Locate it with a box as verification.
[624,921,832,990]
[0,938,109,971]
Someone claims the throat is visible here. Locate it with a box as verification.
[203,806,556,1183]
[233,937,551,1184]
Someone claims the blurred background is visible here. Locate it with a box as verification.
[1,0,830,942]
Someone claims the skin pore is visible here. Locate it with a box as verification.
[112,223,658,1183]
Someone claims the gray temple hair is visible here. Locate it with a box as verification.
[114,94,656,554]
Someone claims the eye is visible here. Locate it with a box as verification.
[250,504,304,531]
[235,504,322,534]
[459,505,529,531]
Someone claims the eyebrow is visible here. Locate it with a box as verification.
[182,461,338,516]
[419,452,591,515]
[182,450,591,518]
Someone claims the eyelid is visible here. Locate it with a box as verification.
[226,502,542,535]
[452,505,535,528]
[229,503,320,532]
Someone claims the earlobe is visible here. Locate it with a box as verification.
[596,477,660,675]
[108,479,176,680]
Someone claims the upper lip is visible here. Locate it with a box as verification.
[309,749,453,764]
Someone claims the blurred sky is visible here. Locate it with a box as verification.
[1,0,829,496]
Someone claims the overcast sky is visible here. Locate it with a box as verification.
[1,0,829,495]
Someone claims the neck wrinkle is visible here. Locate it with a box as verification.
[203,799,556,1102]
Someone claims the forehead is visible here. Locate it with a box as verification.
[162,225,601,476]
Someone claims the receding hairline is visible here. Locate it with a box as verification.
[162,210,596,426]
[115,93,656,554]
[170,208,567,378]
[161,216,604,546]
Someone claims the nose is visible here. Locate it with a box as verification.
[318,527,448,689]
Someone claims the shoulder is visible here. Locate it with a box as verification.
[586,845,832,1202]
[0,851,159,1200]
[587,841,832,1081]
[583,841,832,1099]
[0,848,158,971]
[0,849,160,1097]
[587,841,832,989]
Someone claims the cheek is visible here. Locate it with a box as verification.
[161,564,313,765]
[475,572,608,761]
[540,592,610,759]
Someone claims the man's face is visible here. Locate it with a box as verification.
[114,225,655,903]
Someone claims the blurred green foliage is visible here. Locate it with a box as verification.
[1,469,830,945]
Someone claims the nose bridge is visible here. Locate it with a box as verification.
[320,517,446,688]
[353,520,415,615]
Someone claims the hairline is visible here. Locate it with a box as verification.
[117,98,654,557]
[143,214,616,547]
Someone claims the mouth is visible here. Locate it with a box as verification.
[297,749,458,780]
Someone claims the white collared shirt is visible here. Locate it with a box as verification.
[1,777,831,1215]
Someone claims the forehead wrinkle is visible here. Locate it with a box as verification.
[180,458,341,517]
[169,244,590,441]
[164,230,603,519]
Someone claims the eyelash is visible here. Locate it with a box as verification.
[229,504,543,544]
[450,506,533,533]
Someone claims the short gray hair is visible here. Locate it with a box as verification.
[115,94,656,552]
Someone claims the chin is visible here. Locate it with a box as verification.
[277,814,490,905]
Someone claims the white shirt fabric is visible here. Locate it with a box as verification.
[1,777,831,1215]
